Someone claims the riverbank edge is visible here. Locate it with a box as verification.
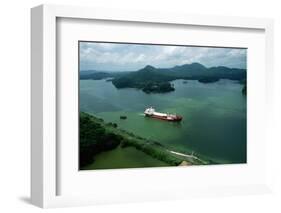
[80,112,209,168]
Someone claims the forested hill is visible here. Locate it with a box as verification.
[80,63,246,93]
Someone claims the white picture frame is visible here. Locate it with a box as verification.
[31,4,274,208]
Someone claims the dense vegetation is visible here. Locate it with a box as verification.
[81,63,246,93]
[242,84,247,95]
[198,77,220,83]
[120,138,182,166]
[80,112,205,168]
[142,82,175,93]
[80,113,121,167]
[111,65,176,93]
[240,79,247,95]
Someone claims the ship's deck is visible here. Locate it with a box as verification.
[152,112,167,117]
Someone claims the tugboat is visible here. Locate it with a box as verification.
[144,107,182,122]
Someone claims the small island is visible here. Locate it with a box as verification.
[242,84,247,95]
[142,82,175,93]
[240,79,247,95]
[82,63,247,94]
[198,77,220,83]
[111,65,176,94]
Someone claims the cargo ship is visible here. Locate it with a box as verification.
[144,107,182,122]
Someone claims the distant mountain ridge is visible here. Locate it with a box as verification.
[80,62,246,93]
[153,63,246,80]
[80,70,131,80]
[80,63,246,79]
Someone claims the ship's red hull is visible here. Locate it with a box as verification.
[145,114,182,122]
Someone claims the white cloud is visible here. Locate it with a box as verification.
[80,42,247,71]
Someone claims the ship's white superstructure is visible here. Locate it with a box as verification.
[144,107,182,122]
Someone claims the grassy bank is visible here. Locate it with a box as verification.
[81,146,169,170]
[80,112,208,169]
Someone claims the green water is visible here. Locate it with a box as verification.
[80,79,246,165]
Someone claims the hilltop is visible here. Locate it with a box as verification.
[111,65,176,93]
[80,62,246,93]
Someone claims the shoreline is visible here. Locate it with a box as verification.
[80,112,209,168]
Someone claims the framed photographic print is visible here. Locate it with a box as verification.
[31,4,274,208]
[78,41,247,170]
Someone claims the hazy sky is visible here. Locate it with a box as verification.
[79,42,247,71]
